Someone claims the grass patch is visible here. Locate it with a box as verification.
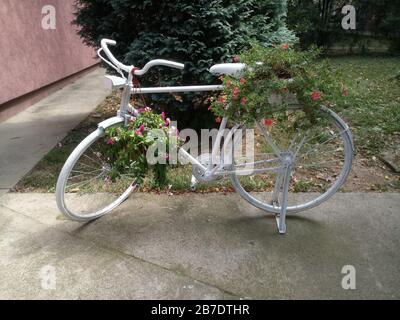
[331,56,400,155]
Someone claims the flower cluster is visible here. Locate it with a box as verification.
[104,107,178,186]
[210,44,348,126]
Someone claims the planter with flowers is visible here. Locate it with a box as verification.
[104,108,178,187]
[210,44,349,127]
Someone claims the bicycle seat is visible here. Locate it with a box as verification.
[209,63,245,78]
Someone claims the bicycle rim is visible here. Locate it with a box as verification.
[56,128,138,221]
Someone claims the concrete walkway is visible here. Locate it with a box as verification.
[0,192,399,299]
[0,68,109,194]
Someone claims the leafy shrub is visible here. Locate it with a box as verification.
[74,0,295,127]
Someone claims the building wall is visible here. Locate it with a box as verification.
[0,0,98,106]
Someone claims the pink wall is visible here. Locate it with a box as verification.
[0,0,98,105]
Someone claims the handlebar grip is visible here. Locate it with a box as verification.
[101,39,116,46]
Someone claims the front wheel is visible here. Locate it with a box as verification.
[230,106,354,214]
[56,126,138,221]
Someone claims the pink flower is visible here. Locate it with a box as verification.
[164,118,170,126]
[208,105,212,110]
[138,108,146,113]
[161,111,166,119]
[264,118,274,126]
[281,43,289,49]
[215,117,222,123]
[240,97,247,106]
[240,78,246,85]
[135,130,143,136]
[218,96,226,103]
[311,90,322,101]
[107,138,115,145]
[232,87,239,100]
[138,124,145,132]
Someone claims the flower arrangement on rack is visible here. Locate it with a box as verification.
[104,108,179,187]
[210,44,349,126]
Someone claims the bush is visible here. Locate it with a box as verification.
[74,0,295,128]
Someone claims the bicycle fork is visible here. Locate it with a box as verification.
[272,164,292,234]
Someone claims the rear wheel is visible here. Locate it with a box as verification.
[230,106,354,214]
[56,126,139,221]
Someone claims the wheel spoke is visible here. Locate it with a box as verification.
[296,128,348,159]
[83,153,104,166]
[68,169,103,180]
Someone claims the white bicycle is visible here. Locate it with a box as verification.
[56,39,354,234]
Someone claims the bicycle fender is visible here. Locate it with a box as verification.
[98,116,124,130]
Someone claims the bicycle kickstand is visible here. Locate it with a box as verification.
[275,165,292,234]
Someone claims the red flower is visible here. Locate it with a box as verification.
[281,43,289,49]
[215,117,222,123]
[233,56,240,62]
[218,96,226,103]
[240,97,247,106]
[311,90,322,101]
[263,118,274,126]
[240,78,246,85]
[107,138,115,145]
[232,87,239,99]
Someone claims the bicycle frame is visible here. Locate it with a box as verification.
[107,70,286,181]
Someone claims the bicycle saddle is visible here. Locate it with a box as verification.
[209,63,245,78]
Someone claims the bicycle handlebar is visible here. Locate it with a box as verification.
[101,39,132,72]
[133,59,185,76]
[100,38,185,76]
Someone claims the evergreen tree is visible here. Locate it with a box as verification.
[74,0,294,127]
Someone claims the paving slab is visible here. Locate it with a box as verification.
[0,192,399,299]
[0,204,233,299]
[0,68,110,189]
[0,189,8,198]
